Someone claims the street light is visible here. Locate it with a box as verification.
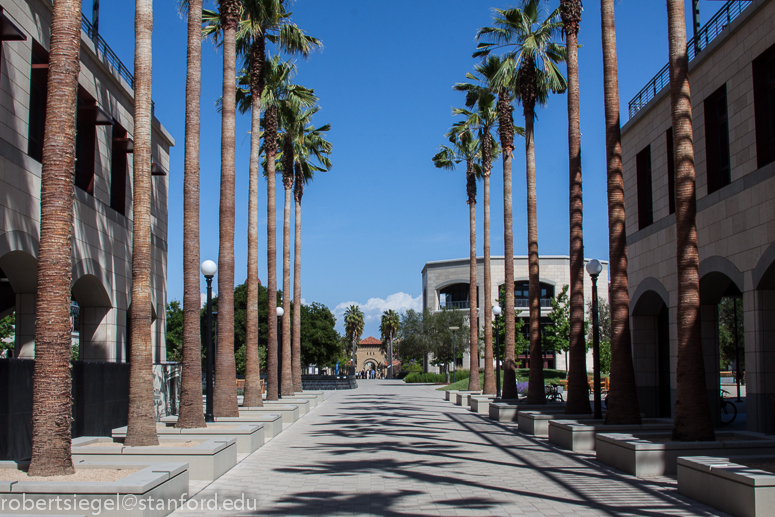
[276,306,284,397]
[493,305,502,398]
[201,259,217,423]
[586,259,603,419]
[449,326,459,383]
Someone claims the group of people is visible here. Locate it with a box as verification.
[356,369,381,380]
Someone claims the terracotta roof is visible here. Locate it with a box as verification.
[359,336,382,345]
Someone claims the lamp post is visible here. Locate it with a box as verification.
[449,326,459,383]
[201,260,217,423]
[276,306,284,398]
[586,259,603,419]
[493,305,502,398]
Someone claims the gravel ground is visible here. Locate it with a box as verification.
[0,468,139,482]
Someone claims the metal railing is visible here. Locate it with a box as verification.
[627,0,752,120]
[515,298,552,308]
[442,301,470,310]
[81,14,134,89]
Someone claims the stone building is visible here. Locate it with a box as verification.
[356,336,386,376]
[421,255,608,372]
[0,0,174,363]
[621,0,775,431]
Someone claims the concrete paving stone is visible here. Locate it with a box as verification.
[168,380,730,516]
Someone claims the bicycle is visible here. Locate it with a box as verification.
[546,384,564,402]
[720,389,737,425]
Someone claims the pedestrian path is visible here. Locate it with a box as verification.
[170,381,726,516]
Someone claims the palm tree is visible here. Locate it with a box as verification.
[175,0,206,429]
[600,0,641,425]
[237,0,321,407]
[27,0,82,477]
[453,64,507,395]
[666,0,714,441]
[432,127,481,391]
[344,305,364,373]
[380,310,401,379]
[559,0,589,415]
[124,0,159,447]
[477,0,567,404]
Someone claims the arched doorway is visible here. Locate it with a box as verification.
[0,249,38,358]
[631,281,671,418]
[71,272,113,361]
[438,283,473,310]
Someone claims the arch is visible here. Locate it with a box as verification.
[497,277,558,287]
[0,250,38,294]
[753,241,775,290]
[630,277,670,312]
[699,258,743,305]
[0,231,39,259]
[435,279,470,291]
[71,258,114,307]
[699,256,744,294]
[364,359,377,371]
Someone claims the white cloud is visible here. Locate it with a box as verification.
[334,292,422,335]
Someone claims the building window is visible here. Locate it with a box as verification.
[75,89,96,194]
[27,41,48,162]
[111,123,132,215]
[753,44,775,168]
[666,128,675,215]
[704,84,731,194]
[636,145,653,229]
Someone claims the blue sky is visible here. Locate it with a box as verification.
[86,0,727,339]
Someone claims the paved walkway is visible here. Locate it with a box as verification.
[171,380,726,516]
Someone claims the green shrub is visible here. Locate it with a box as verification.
[404,369,470,384]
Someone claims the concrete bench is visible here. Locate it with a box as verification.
[113,423,264,455]
[469,395,497,414]
[517,411,592,437]
[240,405,299,424]
[454,391,482,406]
[160,414,283,440]
[489,400,565,422]
[262,398,310,415]
[547,418,672,452]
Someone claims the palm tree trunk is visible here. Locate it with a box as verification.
[213,1,240,418]
[562,0,590,415]
[177,0,206,428]
[498,90,518,400]
[467,160,480,391]
[482,171,496,395]
[125,0,159,446]
[266,104,279,401]
[242,38,265,409]
[524,97,546,405]
[601,0,641,425]
[27,0,81,476]
[292,182,303,393]
[667,0,714,442]
[281,136,294,397]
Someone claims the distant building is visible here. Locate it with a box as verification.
[421,256,608,372]
[356,336,386,376]
[621,0,775,431]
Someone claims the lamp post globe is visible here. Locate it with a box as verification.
[493,305,502,316]
[586,258,603,278]
[276,307,284,317]
[201,260,217,277]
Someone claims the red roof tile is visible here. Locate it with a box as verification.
[359,336,382,345]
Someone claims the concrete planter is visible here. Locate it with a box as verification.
[160,415,282,440]
[469,396,497,414]
[112,423,264,455]
[72,437,236,481]
[263,398,310,415]
[296,391,324,404]
[489,400,565,422]
[282,394,317,409]
[454,391,482,407]
[517,411,593,438]
[444,390,459,402]
[596,431,775,477]
[0,461,188,517]
[547,419,672,452]
[240,405,299,424]
[677,455,775,517]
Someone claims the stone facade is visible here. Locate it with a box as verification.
[355,336,386,376]
[421,255,609,372]
[621,0,775,431]
[0,0,174,362]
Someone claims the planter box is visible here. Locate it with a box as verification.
[160,414,282,440]
[296,391,324,404]
[518,411,593,438]
[0,461,188,517]
[72,437,236,481]
[239,405,299,424]
[286,394,317,409]
[547,419,672,452]
[444,390,459,402]
[469,396,497,414]
[596,431,775,477]
[263,398,310,415]
[489,400,565,422]
[454,391,482,407]
[678,455,775,517]
[112,423,264,455]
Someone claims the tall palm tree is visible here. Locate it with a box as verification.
[27,0,82,477]
[125,0,159,447]
[237,0,321,406]
[666,0,714,441]
[477,0,567,404]
[380,310,401,379]
[600,0,641,425]
[453,64,507,395]
[432,127,481,391]
[559,0,589,415]
[344,305,364,373]
[175,0,206,429]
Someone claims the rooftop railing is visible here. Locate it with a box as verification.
[627,0,752,120]
[81,14,134,90]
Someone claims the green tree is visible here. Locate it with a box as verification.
[344,305,364,371]
[300,302,341,368]
[429,307,469,382]
[718,297,744,371]
[543,285,570,368]
[0,314,14,356]
[396,309,432,369]
[494,285,528,376]
[379,309,400,379]
[166,301,184,363]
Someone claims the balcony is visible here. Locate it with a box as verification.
[515,298,552,309]
[441,300,470,310]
